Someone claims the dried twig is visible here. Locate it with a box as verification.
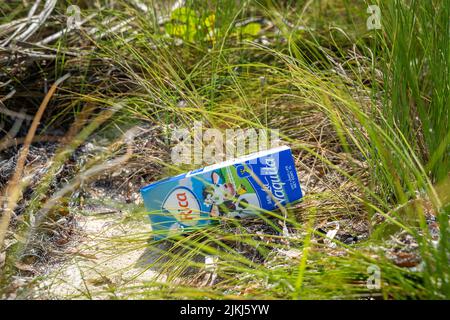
[0,113,25,151]
[0,90,33,120]
[37,12,98,45]
[0,135,62,152]
[0,1,41,47]
[14,0,57,43]
[0,73,70,251]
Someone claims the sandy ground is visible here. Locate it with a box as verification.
[31,205,168,299]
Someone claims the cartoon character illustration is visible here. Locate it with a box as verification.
[227,192,260,218]
[202,171,260,218]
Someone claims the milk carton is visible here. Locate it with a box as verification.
[140,146,302,239]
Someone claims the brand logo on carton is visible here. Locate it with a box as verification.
[261,157,286,204]
[162,187,200,226]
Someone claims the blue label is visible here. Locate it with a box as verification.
[140,146,303,239]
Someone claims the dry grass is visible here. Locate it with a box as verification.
[0,0,448,299]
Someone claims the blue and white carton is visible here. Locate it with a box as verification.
[140,145,302,239]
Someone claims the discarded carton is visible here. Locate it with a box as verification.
[140,145,303,239]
